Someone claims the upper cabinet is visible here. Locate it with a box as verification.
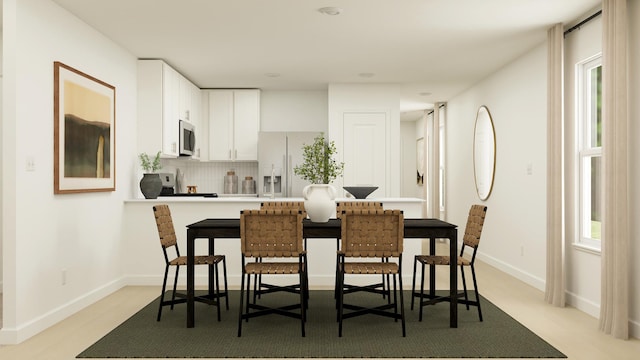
[137,59,202,158]
[179,76,204,159]
[207,89,260,161]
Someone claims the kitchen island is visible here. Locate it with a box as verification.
[123,197,426,289]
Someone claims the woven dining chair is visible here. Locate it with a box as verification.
[255,201,308,302]
[411,204,487,322]
[335,201,385,300]
[238,209,308,337]
[152,204,228,321]
[337,209,405,337]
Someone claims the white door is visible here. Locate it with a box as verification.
[342,112,387,198]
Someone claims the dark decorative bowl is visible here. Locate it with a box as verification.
[343,186,378,199]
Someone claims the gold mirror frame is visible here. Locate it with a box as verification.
[473,105,496,201]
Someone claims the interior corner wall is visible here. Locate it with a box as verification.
[563,12,602,319]
[446,43,548,291]
[1,0,138,344]
[400,121,419,198]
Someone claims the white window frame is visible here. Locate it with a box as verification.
[575,54,602,252]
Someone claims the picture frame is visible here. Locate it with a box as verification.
[416,137,425,185]
[54,61,116,194]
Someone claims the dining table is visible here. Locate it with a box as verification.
[185,217,458,328]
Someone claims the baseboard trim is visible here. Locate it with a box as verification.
[0,278,126,344]
[476,252,545,291]
[565,290,600,318]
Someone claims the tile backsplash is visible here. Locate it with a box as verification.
[159,159,259,194]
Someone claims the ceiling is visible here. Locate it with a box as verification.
[51,0,600,118]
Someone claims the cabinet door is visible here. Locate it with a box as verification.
[342,112,387,197]
[162,63,180,156]
[178,74,190,122]
[208,90,234,160]
[190,85,204,160]
[233,89,260,160]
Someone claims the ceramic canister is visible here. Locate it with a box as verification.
[224,170,238,194]
[242,176,256,194]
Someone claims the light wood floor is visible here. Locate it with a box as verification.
[0,260,638,360]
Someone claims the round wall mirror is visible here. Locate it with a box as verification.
[473,105,496,201]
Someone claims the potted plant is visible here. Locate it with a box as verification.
[139,151,163,199]
[294,133,344,222]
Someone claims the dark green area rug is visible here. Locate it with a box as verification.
[78,290,566,358]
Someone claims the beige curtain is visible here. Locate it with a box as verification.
[599,0,629,340]
[545,23,565,307]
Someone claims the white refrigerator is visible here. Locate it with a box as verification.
[258,132,321,198]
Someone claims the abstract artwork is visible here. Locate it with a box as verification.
[54,62,116,194]
[416,137,425,185]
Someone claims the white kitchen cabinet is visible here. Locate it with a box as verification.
[138,59,202,159]
[208,89,260,161]
[138,60,181,157]
[179,76,203,159]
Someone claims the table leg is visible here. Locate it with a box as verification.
[429,237,436,298]
[187,229,195,328]
[449,229,458,328]
[208,237,215,297]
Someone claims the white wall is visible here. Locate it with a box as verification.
[1,0,138,344]
[0,29,4,293]
[447,11,640,337]
[446,44,548,289]
[260,90,328,132]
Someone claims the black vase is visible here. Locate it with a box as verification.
[140,173,162,199]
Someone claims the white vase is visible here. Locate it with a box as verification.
[302,184,336,223]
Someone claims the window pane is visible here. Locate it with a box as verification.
[589,65,602,148]
[582,155,602,240]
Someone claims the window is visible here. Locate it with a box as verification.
[576,55,602,250]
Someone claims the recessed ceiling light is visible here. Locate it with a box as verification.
[358,72,375,78]
[419,92,432,96]
[265,73,281,78]
[318,7,343,16]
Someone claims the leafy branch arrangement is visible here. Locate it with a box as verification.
[139,151,162,173]
[293,133,344,184]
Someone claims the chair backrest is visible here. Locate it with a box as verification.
[153,204,178,249]
[340,209,404,258]
[261,201,307,218]
[240,209,304,258]
[336,201,383,219]
[462,205,487,249]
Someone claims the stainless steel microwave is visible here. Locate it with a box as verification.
[179,120,196,156]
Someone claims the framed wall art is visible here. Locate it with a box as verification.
[54,61,116,194]
[416,137,425,185]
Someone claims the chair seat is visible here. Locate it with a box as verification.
[343,262,398,275]
[245,262,303,275]
[169,255,225,266]
[415,255,471,266]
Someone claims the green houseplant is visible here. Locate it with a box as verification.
[139,151,162,173]
[293,133,344,184]
[294,134,344,222]
[138,151,163,199]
